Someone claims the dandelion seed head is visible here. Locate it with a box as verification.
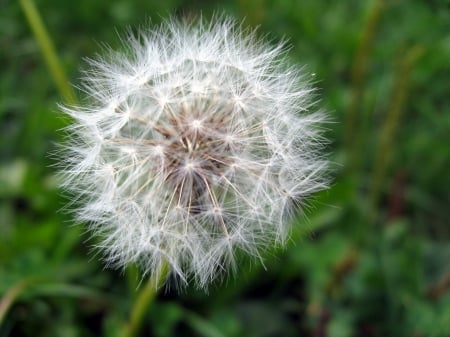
[59,16,328,288]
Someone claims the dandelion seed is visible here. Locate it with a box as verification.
[59,16,328,288]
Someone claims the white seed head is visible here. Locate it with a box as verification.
[59,16,328,288]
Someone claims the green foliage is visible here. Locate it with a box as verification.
[1,0,449,336]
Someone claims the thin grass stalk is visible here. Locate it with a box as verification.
[19,0,76,103]
[0,280,32,326]
[345,0,385,172]
[369,45,424,214]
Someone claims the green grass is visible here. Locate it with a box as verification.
[1,0,449,336]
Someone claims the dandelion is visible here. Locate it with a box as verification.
[59,16,328,288]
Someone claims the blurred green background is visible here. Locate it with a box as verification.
[1,0,449,336]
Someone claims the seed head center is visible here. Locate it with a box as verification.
[191,119,202,129]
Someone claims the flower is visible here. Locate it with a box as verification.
[59,16,328,288]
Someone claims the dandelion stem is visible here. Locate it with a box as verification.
[121,260,169,337]
[19,0,76,103]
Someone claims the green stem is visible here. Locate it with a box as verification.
[369,45,424,213]
[126,264,140,300]
[19,0,76,104]
[345,0,385,172]
[0,279,33,326]
[121,261,169,337]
